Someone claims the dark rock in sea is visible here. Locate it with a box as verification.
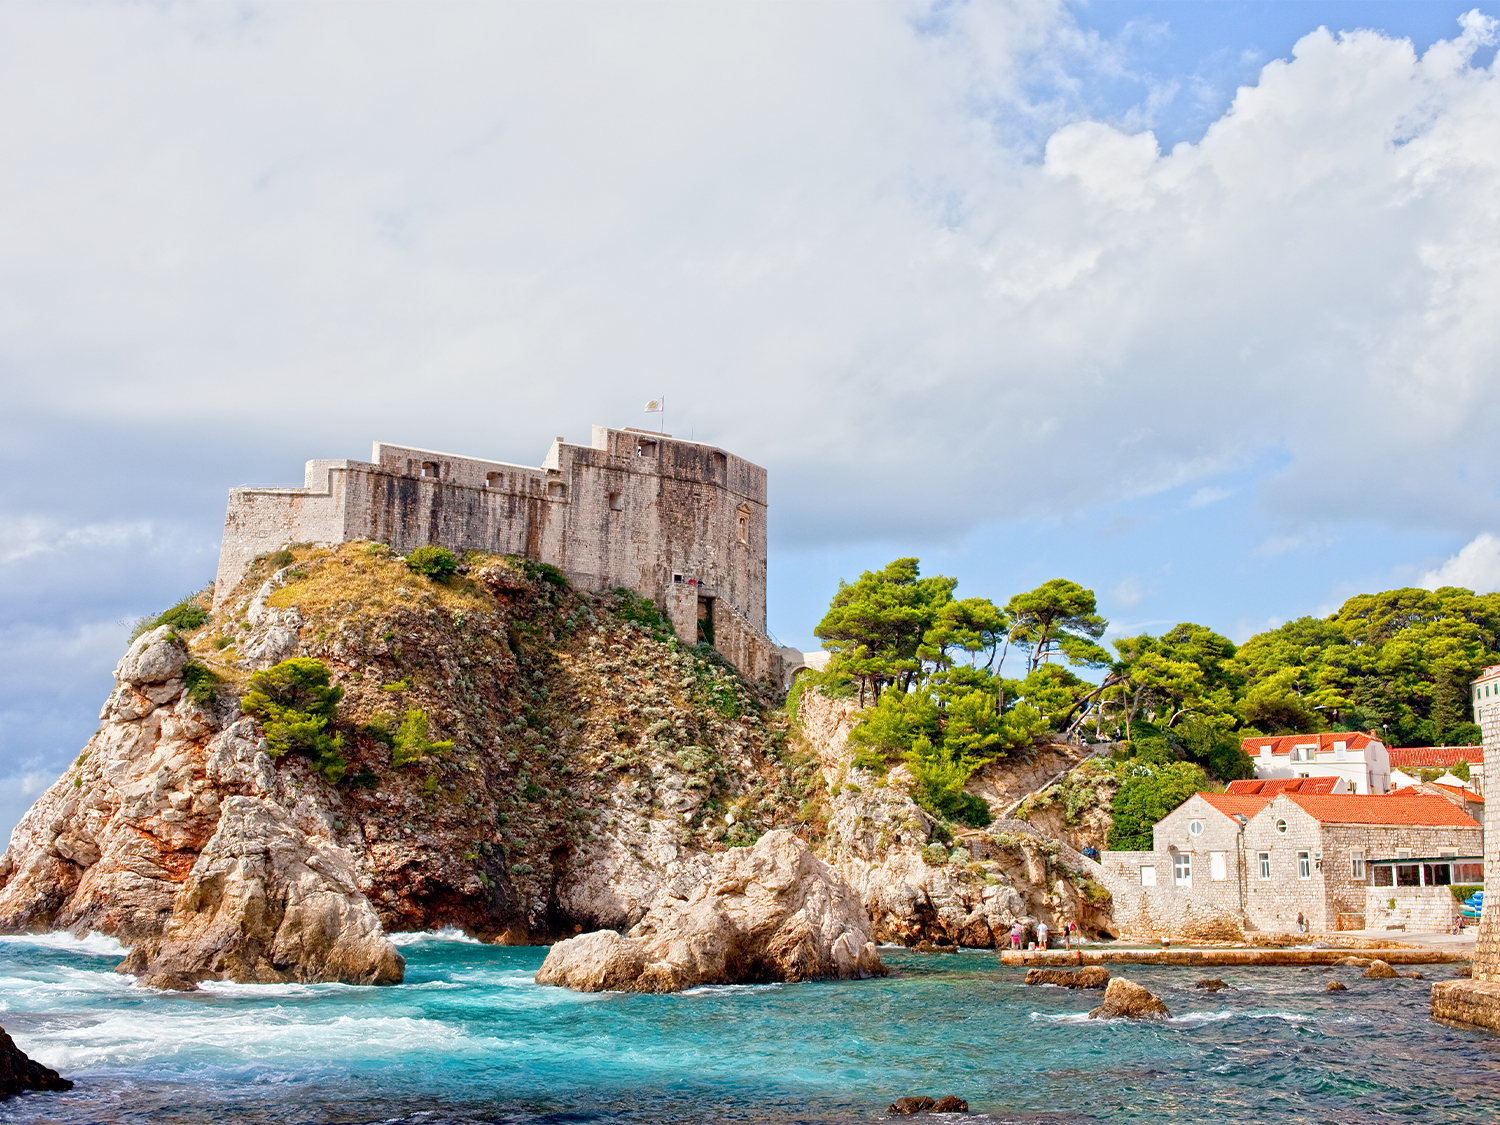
[1326,981,1347,992]
[1401,971,1425,980]
[1193,977,1228,991]
[889,1096,937,1114]
[933,1096,969,1112]
[139,968,202,992]
[1025,967,1109,989]
[1087,977,1169,1020]
[0,1026,72,1098]
[1363,960,1400,979]
[1452,965,1473,978]
[1299,967,1310,973]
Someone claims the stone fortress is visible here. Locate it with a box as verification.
[1431,664,1500,1031]
[214,425,791,684]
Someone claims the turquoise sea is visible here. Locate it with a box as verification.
[2,931,1497,1124]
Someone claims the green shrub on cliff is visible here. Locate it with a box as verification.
[131,595,211,640]
[1105,760,1208,850]
[406,545,460,580]
[392,708,454,767]
[242,658,347,782]
[181,662,219,707]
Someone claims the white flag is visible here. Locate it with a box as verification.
[644,398,663,413]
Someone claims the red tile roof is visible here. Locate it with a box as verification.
[1284,792,1480,827]
[1431,782,1484,804]
[1386,746,1483,768]
[1198,792,1272,818]
[1240,732,1379,757]
[1225,777,1341,796]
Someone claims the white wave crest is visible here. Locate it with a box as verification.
[387,926,483,947]
[0,930,128,957]
[678,982,784,997]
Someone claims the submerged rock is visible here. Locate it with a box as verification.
[1025,967,1109,989]
[932,1096,969,1112]
[1363,960,1400,979]
[0,1026,72,1098]
[536,830,885,993]
[1087,977,1170,1020]
[888,1097,936,1114]
[1401,970,1425,980]
[1326,981,1347,992]
[1193,977,1228,991]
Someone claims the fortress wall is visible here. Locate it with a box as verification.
[213,465,357,608]
[212,425,775,680]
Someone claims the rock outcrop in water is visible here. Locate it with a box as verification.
[1025,966,1110,988]
[0,542,1115,988]
[535,829,884,992]
[1087,977,1169,1020]
[0,1026,71,1098]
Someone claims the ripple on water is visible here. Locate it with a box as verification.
[0,945,1495,1125]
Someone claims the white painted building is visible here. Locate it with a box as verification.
[1241,732,1392,795]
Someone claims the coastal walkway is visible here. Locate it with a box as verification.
[1000,945,1470,968]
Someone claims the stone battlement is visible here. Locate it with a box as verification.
[214,425,783,683]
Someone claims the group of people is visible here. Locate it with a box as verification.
[1008,919,1077,951]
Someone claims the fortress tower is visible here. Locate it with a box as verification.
[1431,664,1500,1030]
[214,426,784,684]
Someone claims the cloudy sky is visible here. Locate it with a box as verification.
[4,1,1499,841]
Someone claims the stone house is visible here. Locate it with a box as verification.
[1103,791,1480,938]
[213,426,785,683]
[1241,731,1392,794]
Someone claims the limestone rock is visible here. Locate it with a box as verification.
[1335,956,1372,967]
[933,1096,969,1113]
[1193,977,1228,991]
[888,1097,936,1115]
[127,796,404,987]
[1087,977,1170,1020]
[115,625,189,686]
[1024,967,1110,988]
[1401,970,1425,980]
[536,830,884,993]
[0,1026,72,1097]
[1326,981,1347,991]
[1363,960,1400,979]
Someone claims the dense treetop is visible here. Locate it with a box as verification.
[802,558,1500,829]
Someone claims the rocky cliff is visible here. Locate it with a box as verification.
[0,542,1110,986]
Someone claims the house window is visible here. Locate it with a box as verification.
[1397,849,1410,860]
[1396,865,1421,887]
[1314,853,1323,873]
[637,441,658,458]
[1350,850,1364,879]
[1210,852,1227,881]
[1189,819,1204,837]
[1276,819,1289,834]
[1457,862,1484,881]
[1258,852,1271,880]
[1373,865,1394,887]
[421,461,440,479]
[485,472,503,489]
[609,491,624,511]
[1140,865,1157,887]
[1297,852,1311,879]
[1174,854,1191,886]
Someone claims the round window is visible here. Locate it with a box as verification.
[1189,820,1204,836]
[1276,818,1289,834]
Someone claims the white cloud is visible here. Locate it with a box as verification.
[0,516,157,566]
[0,4,1497,548]
[1187,487,1231,508]
[1110,574,1145,608]
[1421,533,1500,593]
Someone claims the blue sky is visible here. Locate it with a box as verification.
[4,1,1500,842]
